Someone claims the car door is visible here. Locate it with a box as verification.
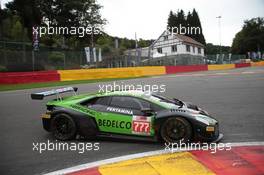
[97,96,155,136]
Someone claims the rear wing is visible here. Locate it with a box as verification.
[31,87,78,100]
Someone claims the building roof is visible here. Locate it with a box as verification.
[150,30,204,48]
[175,34,204,47]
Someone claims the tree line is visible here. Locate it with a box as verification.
[0,0,152,55]
[231,17,264,54]
[0,1,263,55]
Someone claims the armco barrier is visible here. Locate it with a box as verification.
[251,61,264,67]
[0,71,60,84]
[208,64,235,71]
[58,66,166,81]
[165,65,208,74]
[235,63,251,68]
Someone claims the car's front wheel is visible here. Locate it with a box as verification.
[50,113,77,140]
[160,117,192,143]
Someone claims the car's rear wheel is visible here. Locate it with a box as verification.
[50,113,77,140]
[160,117,192,143]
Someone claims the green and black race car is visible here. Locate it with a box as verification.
[31,87,223,143]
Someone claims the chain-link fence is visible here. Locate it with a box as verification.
[0,40,254,72]
[206,54,247,64]
[0,41,89,71]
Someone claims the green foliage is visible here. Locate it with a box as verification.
[5,0,42,39]
[1,15,28,41]
[95,35,114,54]
[11,20,24,40]
[48,51,65,64]
[3,0,105,46]
[231,17,264,54]
[138,39,148,48]
[206,43,231,54]
[37,0,105,34]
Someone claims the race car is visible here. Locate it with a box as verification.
[31,87,223,143]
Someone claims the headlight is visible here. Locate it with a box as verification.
[194,114,217,125]
[195,116,210,125]
[206,126,215,132]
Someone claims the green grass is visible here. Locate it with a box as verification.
[0,77,147,92]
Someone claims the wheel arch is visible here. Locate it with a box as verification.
[50,107,99,137]
[155,113,195,140]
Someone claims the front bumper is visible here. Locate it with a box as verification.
[194,122,223,142]
[212,133,224,143]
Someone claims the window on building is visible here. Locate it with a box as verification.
[171,45,177,52]
[157,48,162,54]
[186,45,190,52]
[198,48,201,54]
[163,35,168,40]
[193,46,195,53]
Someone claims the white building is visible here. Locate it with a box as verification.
[124,30,205,65]
[150,30,204,58]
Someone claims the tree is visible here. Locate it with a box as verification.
[186,11,193,37]
[177,10,186,27]
[11,20,24,40]
[5,0,105,48]
[5,0,41,39]
[190,9,206,45]
[206,43,230,54]
[167,9,206,45]
[231,17,264,54]
[1,15,27,41]
[138,39,148,48]
[167,11,175,28]
[0,8,9,39]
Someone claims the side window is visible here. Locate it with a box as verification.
[110,96,141,110]
[131,98,163,112]
[151,103,164,112]
[136,98,164,112]
[137,98,151,109]
[81,96,111,107]
[94,97,111,105]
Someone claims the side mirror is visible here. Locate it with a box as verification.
[141,108,153,116]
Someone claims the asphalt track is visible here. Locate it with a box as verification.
[0,66,264,175]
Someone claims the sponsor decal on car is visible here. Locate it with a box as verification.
[132,115,151,135]
[98,119,131,129]
[70,104,95,115]
[106,107,133,115]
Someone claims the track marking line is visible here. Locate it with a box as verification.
[241,71,255,74]
[215,73,230,75]
[192,74,206,76]
[44,141,264,175]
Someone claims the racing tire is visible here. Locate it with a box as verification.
[50,113,77,141]
[160,117,192,143]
